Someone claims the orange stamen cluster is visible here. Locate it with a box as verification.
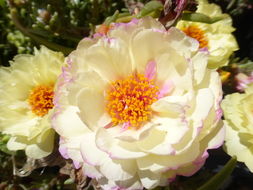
[96,24,113,35]
[28,85,54,117]
[182,25,208,49]
[106,74,159,128]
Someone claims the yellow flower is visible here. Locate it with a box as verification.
[0,46,64,159]
[222,84,253,172]
[52,17,224,189]
[176,0,238,68]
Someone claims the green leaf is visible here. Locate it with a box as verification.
[116,15,135,23]
[226,0,237,10]
[105,10,119,25]
[64,178,75,185]
[137,1,163,18]
[0,134,14,155]
[238,59,253,75]
[197,156,237,190]
[0,0,4,7]
[181,12,224,24]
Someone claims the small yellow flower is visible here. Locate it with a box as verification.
[222,84,253,172]
[176,0,238,68]
[0,46,64,159]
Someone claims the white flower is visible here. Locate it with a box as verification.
[0,46,64,159]
[176,0,238,68]
[52,17,224,189]
[222,84,253,172]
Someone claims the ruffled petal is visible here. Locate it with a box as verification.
[96,128,147,159]
[52,106,88,137]
[83,38,133,82]
[137,141,200,173]
[77,88,108,130]
[137,128,175,155]
[138,170,161,189]
[103,122,156,142]
[225,121,253,172]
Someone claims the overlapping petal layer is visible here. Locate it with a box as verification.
[222,84,253,172]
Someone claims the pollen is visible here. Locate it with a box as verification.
[28,84,54,117]
[106,74,159,129]
[182,25,208,49]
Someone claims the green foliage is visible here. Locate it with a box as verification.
[210,0,253,15]
[181,12,224,24]
[224,56,253,75]
[8,0,127,49]
[237,58,253,75]
[136,1,163,18]
[0,0,150,60]
[0,133,13,155]
[197,157,237,190]
[0,1,33,66]
[0,149,73,189]
[169,170,214,190]
[105,1,163,24]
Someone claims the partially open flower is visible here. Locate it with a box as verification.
[53,17,224,189]
[0,46,64,159]
[222,84,253,172]
[236,72,253,92]
[176,0,238,69]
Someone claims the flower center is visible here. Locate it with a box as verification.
[106,74,159,129]
[182,25,208,49]
[28,84,54,117]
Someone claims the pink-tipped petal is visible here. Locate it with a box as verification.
[145,60,157,80]
[121,122,131,132]
[158,80,174,99]
[59,144,70,159]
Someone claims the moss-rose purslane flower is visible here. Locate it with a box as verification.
[176,0,238,69]
[236,72,253,92]
[222,84,253,172]
[0,46,64,159]
[52,17,224,189]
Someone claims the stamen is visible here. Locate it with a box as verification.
[106,74,159,129]
[28,84,54,117]
[182,25,208,49]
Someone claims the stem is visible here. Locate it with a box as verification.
[197,156,237,190]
